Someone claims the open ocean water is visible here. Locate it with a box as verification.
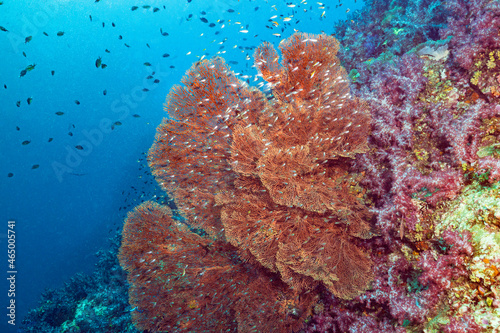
[2,0,500,332]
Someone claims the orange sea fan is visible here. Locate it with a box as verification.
[147,32,374,302]
[118,201,238,331]
[218,187,373,299]
[226,32,374,298]
[118,201,317,332]
[148,57,267,239]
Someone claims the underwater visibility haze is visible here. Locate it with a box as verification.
[2,0,500,332]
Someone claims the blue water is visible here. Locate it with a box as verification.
[0,1,362,332]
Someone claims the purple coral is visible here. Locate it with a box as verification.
[442,314,482,333]
[441,0,500,71]
[334,0,447,71]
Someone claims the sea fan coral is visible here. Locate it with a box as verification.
[118,201,317,332]
[148,32,375,300]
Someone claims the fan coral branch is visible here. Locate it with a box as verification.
[129,32,376,333]
[148,57,266,238]
[149,33,375,300]
[118,201,316,332]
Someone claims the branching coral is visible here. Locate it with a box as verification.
[219,33,375,299]
[148,33,375,300]
[440,0,500,72]
[122,32,375,332]
[118,201,317,332]
[121,3,500,330]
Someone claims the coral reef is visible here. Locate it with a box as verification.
[20,234,138,333]
[440,0,500,72]
[121,32,376,331]
[333,0,447,72]
[224,33,374,299]
[119,201,316,332]
[433,183,500,331]
[120,1,500,327]
[22,1,500,332]
[303,0,500,331]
